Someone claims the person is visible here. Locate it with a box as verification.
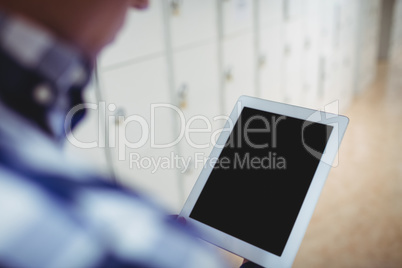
[0,0,262,267]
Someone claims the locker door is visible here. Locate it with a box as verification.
[283,0,303,21]
[169,0,218,49]
[317,0,337,106]
[222,33,255,115]
[258,0,283,27]
[173,43,222,198]
[329,0,344,104]
[258,24,285,102]
[99,0,165,68]
[338,0,359,111]
[99,57,182,213]
[282,20,303,105]
[300,0,320,108]
[356,0,381,94]
[222,0,254,37]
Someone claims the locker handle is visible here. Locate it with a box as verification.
[177,83,189,109]
[284,45,291,56]
[304,38,311,50]
[224,68,234,82]
[170,0,182,16]
[259,55,267,69]
[114,107,127,125]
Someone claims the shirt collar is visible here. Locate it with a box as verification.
[0,11,90,90]
[0,10,92,141]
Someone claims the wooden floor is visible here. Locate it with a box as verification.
[224,62,402,268]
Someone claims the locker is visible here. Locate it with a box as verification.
[169,0,218,49]
[316,0,338,106]
[99,57,182,213]
[282,20,303,105]
[172,43,223,197]
[222,0,254,37]
[258,24,285,103]
[258,0,283,28]
[283,0,303,21]
[355,0,381,94]
[300,0,320,108]
[222,33,255,114]
[338,0,359,111]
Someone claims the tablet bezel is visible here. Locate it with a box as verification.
[179,96,349,268]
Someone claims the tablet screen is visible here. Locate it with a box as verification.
[190,107,333,256]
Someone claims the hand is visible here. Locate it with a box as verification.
[168,214,187,226]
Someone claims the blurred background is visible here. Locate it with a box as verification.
[66,0,402,267]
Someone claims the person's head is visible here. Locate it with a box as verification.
[0,0,149,60]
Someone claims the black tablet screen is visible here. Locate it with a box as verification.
[190,107,333,256]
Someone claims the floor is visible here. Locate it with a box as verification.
[223,63,402,268]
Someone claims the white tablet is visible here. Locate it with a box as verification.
[179,96,349,268]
